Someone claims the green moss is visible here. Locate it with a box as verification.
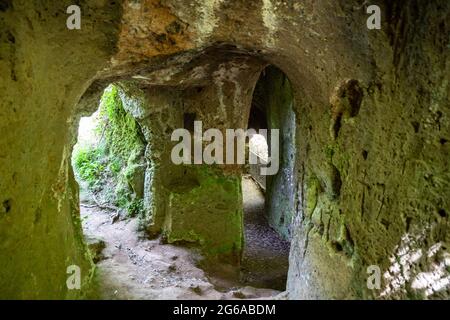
[306,175,320,218]
[73,85,146,218]
[127,198,145,218]
[163,166,244,260]
[72,146,105,190]
[99,86,144,158]
[324,144,335,161]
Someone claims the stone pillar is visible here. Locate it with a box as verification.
[118,58,263,262]
[119,85,183,236]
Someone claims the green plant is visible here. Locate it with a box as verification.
[127,198,144,218]
[108,157,122,175]
[73,146,105,188]
[98,85,144,163]
[73,84,146,222]
[114,180,131,208]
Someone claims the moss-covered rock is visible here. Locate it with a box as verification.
[72,85,146,218]
[1,0,449,300]
[164,166,244,261]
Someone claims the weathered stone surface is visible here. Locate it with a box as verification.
[84,235,106,263]
[254,66,297,241]
[0,0,449,299]
[0,0,122,299]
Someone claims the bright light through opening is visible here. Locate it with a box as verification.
[249,133,268,162]
[76,111,100,149]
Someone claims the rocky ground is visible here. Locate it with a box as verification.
[240,175,290,290]
[81,177,289,300]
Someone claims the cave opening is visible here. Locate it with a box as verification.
[71,83,147,260]
[70,71,295,298]
[239,66,296,291]
[2,0,449,302]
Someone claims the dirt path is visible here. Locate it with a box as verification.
[240,176,290,290]
[81,177,289,299]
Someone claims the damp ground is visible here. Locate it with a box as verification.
[81,176,289,299]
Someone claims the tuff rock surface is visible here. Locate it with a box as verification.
[0,0,449,299]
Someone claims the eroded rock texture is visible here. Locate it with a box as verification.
[0,0,449,299]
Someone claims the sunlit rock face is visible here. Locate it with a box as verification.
[0,0,449,299]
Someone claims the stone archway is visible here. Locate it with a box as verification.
[1,1,449,300]
[71,46,274,262]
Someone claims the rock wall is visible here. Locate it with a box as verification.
[119,83,246,261]
[0,0,122,298]
[0,0,449,299]
[117,55,264,261]
[287,2,450,299]
[253,66,297,241]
